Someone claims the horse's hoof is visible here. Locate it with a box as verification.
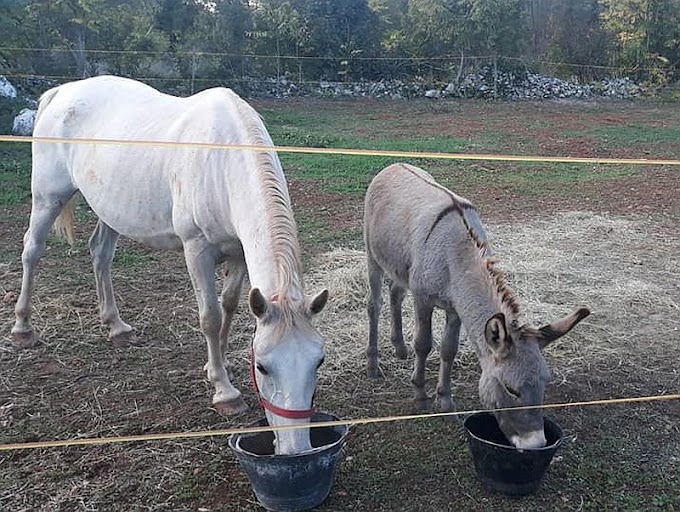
[213,397,249,416]
[393,343,409,360]
[110,331,140,348]
[10,331,39,348]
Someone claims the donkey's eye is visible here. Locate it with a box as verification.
[316,357,325,369]
[503,384,521,399]
[256,363,269,376]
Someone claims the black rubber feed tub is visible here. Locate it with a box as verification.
[464,412,563,496]
[228,412,348,512]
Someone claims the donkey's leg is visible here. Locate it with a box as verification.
[411,299,434,411]
[89,220,132,346]
[437,309,461,417]
[204,263,246,381]
[366,255,384,379]
[388,282,409,360]
[11,196,72,347]
[184,241,247,416]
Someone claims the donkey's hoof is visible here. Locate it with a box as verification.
[441,413,461,425]
[439,405,460,424]
[367,363,383,380]
[412,397,432,413]
[110,331,140,348]
[393,343,409,360]
[10,330,39,349]
[213,397,249,416]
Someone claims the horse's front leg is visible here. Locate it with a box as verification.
[205,262,246,382]
[184,241,248,416]
[89,220,133,346]
[437,309,461,418]
[411,298,434,411]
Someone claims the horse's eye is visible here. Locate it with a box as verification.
[503,383,521,400]
[256,363,269,376]
[316,357,325,369]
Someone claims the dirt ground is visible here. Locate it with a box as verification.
[1,99,679,511]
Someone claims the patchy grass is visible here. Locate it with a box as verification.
[112,246,158,270]
[586,125,680,146]
[0,143,31,206]
[1,98,679,511]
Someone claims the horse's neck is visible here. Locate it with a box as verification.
[229,157,303,300]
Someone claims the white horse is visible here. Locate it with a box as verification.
[11,76,329,455]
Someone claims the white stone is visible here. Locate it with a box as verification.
[12,108,36,135]
[0,76,17,98]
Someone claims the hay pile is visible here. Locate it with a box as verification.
[305,211,679,397]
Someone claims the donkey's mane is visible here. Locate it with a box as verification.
[234,96,304,309]
[403,164,520,318]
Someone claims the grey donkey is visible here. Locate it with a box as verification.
[364,163,590,448]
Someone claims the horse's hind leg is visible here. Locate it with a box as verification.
[11,194,74,347]
[437,309,461,419]
[184,240,247,416]
[388,282,409,360]
[366,255,384,379]
[89,220,132,346]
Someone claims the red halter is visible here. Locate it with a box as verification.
[249,294,317,420]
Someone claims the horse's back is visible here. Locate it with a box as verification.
[34,76,246,142]
[31,76,252,245]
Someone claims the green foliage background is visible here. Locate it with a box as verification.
[1,0,680,95]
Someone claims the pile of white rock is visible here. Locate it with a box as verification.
[1,75,37,135]
[239,69,646,101]
[1,75,18,98]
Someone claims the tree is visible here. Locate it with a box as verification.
[546,0,610,80]
[291,0,382,79]
[600,0,680,83]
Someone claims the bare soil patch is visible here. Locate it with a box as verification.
[2,209,678,511]
[1,99,679,511]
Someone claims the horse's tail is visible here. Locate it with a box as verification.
[54,195,77,245]
[37,85,76,245]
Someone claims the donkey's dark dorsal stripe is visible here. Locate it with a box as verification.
[425,203,459,243]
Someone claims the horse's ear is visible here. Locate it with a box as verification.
[307,289,329,316]
[485,313,512,357]
[533,307,590,349]
[249,288,268,318]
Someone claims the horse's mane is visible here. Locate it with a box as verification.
[234,95,304,311]
[404,164,520,319]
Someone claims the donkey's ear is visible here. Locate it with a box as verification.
[484,313,512,357]
[534,307,590,349]
[307,289,329,316]
[249,288,268,319]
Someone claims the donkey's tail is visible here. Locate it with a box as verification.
[54,195,78,245]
